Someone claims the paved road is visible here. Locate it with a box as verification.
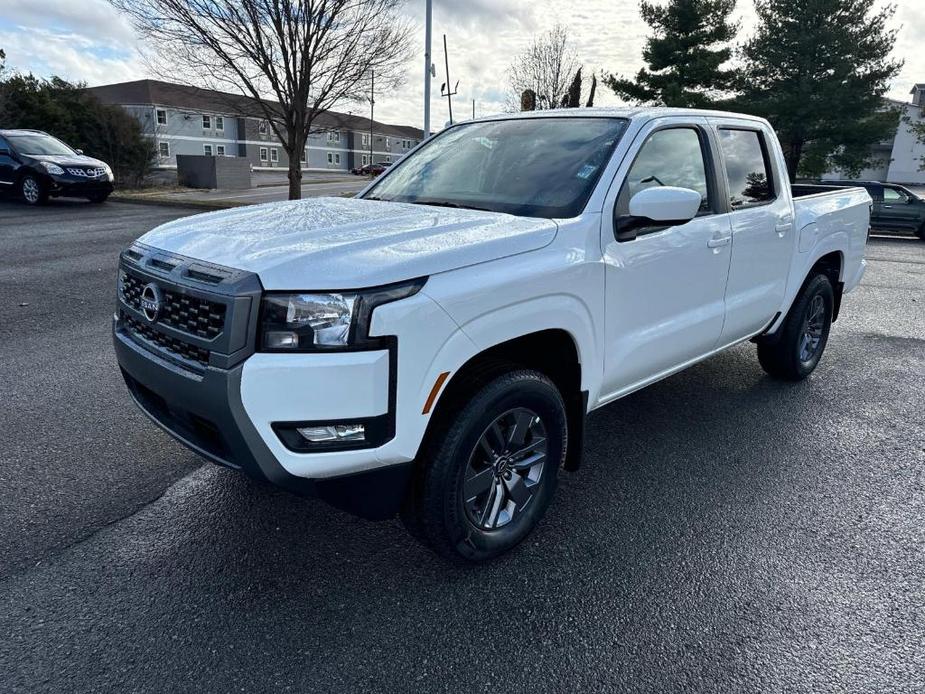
[1,200,924,692]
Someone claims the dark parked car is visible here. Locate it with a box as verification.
[350,162,390,176]
[800,179,925,240]
[0,129,114,205]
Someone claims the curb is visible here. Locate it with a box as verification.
[110,195,243,211]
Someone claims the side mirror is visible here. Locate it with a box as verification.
[614,186,703,242]
[0,148,10,157]
[75,149,84,155]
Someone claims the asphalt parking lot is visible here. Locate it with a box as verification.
[1,199,923,692]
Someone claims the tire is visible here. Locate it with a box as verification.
[87,192,110,204]
[916,223,925,241]
[757,273,834,381]
[19,174,47,206]
[401,368,568,562]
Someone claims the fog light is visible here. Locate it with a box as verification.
[296,423,365,443]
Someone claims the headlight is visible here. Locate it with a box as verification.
[42,162,65,175]
[258,278,425,351]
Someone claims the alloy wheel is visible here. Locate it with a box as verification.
[22,178,40,204]
[462,407,548,530]
[799,294,826,363]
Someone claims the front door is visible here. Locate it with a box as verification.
[879,186,919,230]
[600,119,733,399]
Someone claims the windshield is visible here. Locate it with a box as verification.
[365,117,628,218]
[6,133,76,156]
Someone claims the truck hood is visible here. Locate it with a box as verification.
[138,197,558,289]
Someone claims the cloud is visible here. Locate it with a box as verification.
[1,0,923,128]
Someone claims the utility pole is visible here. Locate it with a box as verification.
[472,99,475,120]
[423,0,432,138]
[369,69,375,168]
[440,34,458,125]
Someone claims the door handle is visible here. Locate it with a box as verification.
[882,205,892,209]
[775,222,792,235]
[707,236,731,248]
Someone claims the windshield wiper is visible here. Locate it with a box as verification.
[405,199,495,213]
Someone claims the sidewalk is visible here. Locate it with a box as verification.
[113,176,371,210]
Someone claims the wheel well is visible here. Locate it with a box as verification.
[422,329,587,470]
[810,251,844,321]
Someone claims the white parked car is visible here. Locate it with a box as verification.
[113,108,870,561]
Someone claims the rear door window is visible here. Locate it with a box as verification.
[717,129,776,209]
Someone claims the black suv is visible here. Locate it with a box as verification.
[0,129,114,205]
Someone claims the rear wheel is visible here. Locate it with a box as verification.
[19,174,47,206]
[757,273,834,380]
[401,369,567,562]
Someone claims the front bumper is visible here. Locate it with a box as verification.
[47,173,114,198]
[112,246,414,519]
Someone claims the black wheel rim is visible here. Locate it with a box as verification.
[462,408,548,530]
[799,294,826,363]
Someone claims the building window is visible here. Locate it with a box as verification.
[215,116,224,131]
[156,109,167,126]
[300,149,307,163]
[362,154,369,166]
[328,130,340,143]
[259,147,268,162]
[385,137,390,149]
[327,152,333,164]
[216,145,226,156]
[203,144,213,156]
[361,133,369,146]
[270,148,279,163]
[386,155,391,163]
[158,141,170,158]
[258,120,268,135]
[202,114,211,129]
[335,153,341,165]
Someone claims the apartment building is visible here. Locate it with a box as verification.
[87,79,424,172]
[823,83,925,185]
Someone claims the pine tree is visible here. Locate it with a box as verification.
[736,0,902,180]
[605,0,738,108]
[561,68,583,108]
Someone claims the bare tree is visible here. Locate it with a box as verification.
[508,24,578,111]
[109,0,412,199]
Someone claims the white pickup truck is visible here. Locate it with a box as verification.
[114,108,869,561]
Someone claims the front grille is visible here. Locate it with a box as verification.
[122,312,211,366]
[66,167,107,177]
[120,272,226,339]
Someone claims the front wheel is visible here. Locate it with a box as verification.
[19,174,47,206]
[401,369,567,562]
[757,273,834,381]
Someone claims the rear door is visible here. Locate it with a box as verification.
[0,136,16,189]
[711,120,795,343]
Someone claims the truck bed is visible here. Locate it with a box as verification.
[788,184,870,294]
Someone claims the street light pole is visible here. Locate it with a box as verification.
[369,68,375,168]
[423,0,432,138]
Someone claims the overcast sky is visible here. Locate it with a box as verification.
[1,0,923,129]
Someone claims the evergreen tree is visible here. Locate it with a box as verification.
[736,0,902,180]
[561,68,583,108]
[605,0,738,107]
